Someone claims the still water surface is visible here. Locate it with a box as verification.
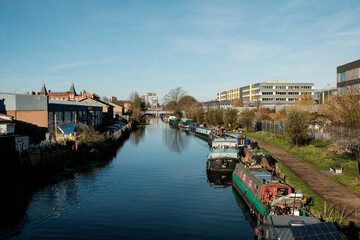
[3,118,255,239]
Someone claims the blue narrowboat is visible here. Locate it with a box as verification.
[195,127,213,140]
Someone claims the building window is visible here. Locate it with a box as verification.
[262,92,273,95]
[262,86,273,89]
[288,92,299,95]
[276,98,286,101]
[288,98,297,101]
[64,111,71,123]
[288,86,299,89]
[340,72,346,82]
[275,86,286,89]
[276,91,286,95]
[301,86,312,89]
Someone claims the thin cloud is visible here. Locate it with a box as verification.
[279,0,302,12]
[48,57,120,72]
[309,29,360,42]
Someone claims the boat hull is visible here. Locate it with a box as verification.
[207,157,240,171]
[195,132,209,140]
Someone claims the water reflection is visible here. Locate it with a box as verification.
[206,170,233,188]
[1,119,257,240]
[232,188,258,231]
[163,123,190,153]
[130,127,145,145]
[0,135,130,240]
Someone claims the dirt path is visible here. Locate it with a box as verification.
[248,137,360,227]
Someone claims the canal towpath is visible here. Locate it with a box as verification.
[248,136,360,227]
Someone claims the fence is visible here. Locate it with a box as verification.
[255,121,357,144]
[256,121,285,135]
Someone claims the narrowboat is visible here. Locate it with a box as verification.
[259,215,346,240]
[178,118,193,129]
[207,148,241,171]
[211,137,238,149]
[195,127,212,140]
[208,127,227,142]
[242,142,275,171]
[232,162,306,219]
[188,122,200,132]
[169,118,180,128]
[224,133,249,147]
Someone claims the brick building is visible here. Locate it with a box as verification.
[35,83,100,101]
[0,93,103,134]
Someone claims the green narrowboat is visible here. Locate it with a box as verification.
[232,162,305,219]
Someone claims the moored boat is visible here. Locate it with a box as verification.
[232,162,306,219]
[207,148,240,171]
[258,215,346,240]
[224,133,249,148]
[178,118,193,129]
[211,137,238,149]
[195,127,212,140]
[242,142,275,171]
[169,118,180,128]
[188,122,200,132]
[208,127,227,142]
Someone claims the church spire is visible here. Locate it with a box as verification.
[40,83,47,94]
[69,83,76,94]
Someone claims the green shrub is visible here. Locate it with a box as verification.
[310,139,331,148]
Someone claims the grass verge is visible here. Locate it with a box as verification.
[245,131,360,193]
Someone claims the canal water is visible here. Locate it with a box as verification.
[2,118,256,240]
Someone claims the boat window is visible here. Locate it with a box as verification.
[242,173,246,181]
[248,179,252,188]
[254,185,259,194]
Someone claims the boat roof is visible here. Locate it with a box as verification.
[213,138,237,143]
[210,148,239,154]
[236,163,286,187]
[265,215,320,226]
[264,215,346,240]
[250,169,278,182]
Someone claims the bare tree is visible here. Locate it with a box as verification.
[163,87,187,118]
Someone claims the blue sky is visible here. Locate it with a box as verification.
[1,0,360,102]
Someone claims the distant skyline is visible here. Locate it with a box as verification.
[1,0,360,102]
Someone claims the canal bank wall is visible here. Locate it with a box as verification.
[0,123,134,200]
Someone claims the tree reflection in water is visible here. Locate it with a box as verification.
[163,124,190,153]
[130,126,145,146]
